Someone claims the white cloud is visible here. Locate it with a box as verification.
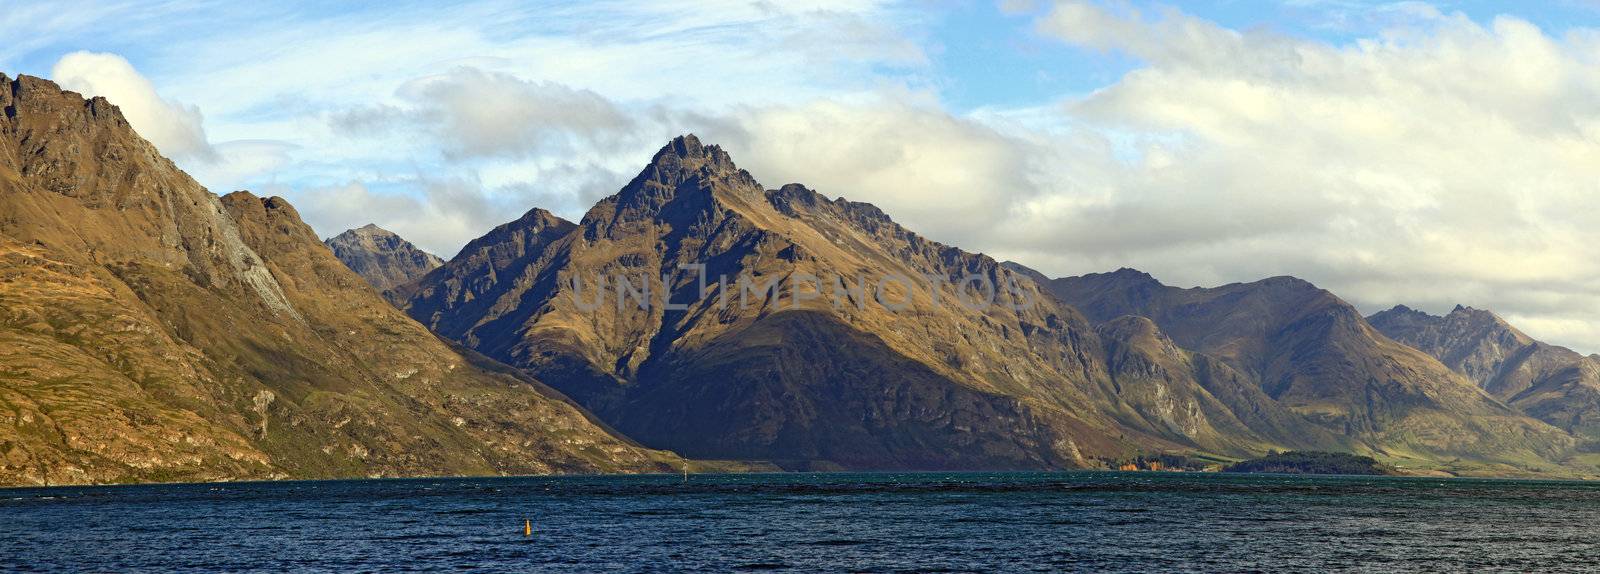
[183,140,298,193]
[699,93,1049,243]
[340,67,637,161]
[284,178,504,260]
[283,163,631,258]
[50,51,217,162]
[1001,1,1600,352]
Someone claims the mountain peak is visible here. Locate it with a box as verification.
[594,135,762,225]
[1000,261,1051,285]
[329,223,402,243]
[649,133,734,168]
[1251,275,1317,290]
[5,73,130,133]
[324,219,445,292]
[1444,304,1511,326]
[513,206,567,227]
[1109,267,1158,280]
[1373,304,1436,320]
[468,207,573,250]
[1079,267,1165,290]
[662,133,705,157]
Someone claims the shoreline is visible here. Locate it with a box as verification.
[5,467,1595,493]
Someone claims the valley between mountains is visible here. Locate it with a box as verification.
[2,74,1597,485]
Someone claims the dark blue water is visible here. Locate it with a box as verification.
[4,472,1598,572]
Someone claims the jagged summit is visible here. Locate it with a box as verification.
[656,133,718,161]
[1371,301,1600,439]
[1252,275,1317,289]
[1068,267,1165,290]
[999,261,1052,286]
[4,74,127,126]
[596,135,763,222]
[1370,302,1525,341]
[325,221,444,293]
[643,134,742,180]
[1447,304,1505,321]
[510,205,569,227]
[1379,304,1426,316]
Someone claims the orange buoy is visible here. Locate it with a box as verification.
[524,519,532,537]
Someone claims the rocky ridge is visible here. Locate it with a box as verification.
[0,74,691,485]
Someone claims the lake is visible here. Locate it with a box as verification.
[4,472,1598,572]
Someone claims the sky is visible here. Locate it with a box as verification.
[5,0,1600,353]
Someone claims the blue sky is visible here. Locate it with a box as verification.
[8,1,1599,112]
[6,0,1600,352]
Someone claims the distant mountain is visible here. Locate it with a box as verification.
[325,224,443,295]
[1370,305,1600,440]
[1047,269,1576,475]
[0,74,688,485]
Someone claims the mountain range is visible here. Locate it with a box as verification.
[375,135,1586,477]
[3,72,1597,485]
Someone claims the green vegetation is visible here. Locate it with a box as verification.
[1224,451,1395,475]
[1104,453,1210,471]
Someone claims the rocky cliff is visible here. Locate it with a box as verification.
[0,74,688,485]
